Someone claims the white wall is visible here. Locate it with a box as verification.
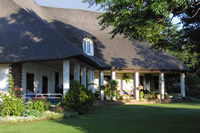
[0,64,10,92]
[22,62,63,94]
[121,73,134,90]
[94,72,135,91]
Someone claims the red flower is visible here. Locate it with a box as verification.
[42,95,46,100]
[19,88,23,91]
[34,97,38,100]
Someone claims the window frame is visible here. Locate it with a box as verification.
[82,38,94,56]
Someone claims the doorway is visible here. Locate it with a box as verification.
[42,76,48,94]
[26,73,34,94]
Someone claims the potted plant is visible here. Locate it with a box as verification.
[156,93,161,100]
[104,80,119,101]
[123,74,130,83]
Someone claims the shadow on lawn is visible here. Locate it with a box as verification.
[54,103,200,133]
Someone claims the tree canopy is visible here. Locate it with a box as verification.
[83,0,193,45]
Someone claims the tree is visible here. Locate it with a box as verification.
[159,24,199,70]
[83,0,192,46]
[178,1,200,73]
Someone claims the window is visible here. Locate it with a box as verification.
[83,38,94,56]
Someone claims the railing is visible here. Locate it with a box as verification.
[35,93,63,99]
[23,93,63,105]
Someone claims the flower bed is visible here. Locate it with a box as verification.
[0,111,78,124]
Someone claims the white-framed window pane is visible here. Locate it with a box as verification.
[87,41,91,53]
[83,40,86,53]
[82,38,94,56]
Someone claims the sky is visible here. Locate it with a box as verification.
[35,0,101,12]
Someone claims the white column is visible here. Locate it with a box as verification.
[91,70,95,93]
[63,60,70,95]
[81,67,87,87]
[159,73,165,100]
[87,69,93,90]
[180,73,186,97]
[100,70,104,101]
[143,75,146,90]
[74,63,80,82]
[135,72,139,100]
[111,71,116,80]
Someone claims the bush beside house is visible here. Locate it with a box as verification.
[0,77,94,124]
[62,81,94,114]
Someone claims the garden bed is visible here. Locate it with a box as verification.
[0,111,78,124]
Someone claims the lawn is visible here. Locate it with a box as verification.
[1,103,200,133]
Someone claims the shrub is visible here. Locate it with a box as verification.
[104,80,119,100]
[28,96,51,112]
[144,94,152,100]
[44,99,51,111]
[63,81,94,114]
[52,105,64,114]
[139,91,144,100]
[186,73,200,97]
[22,109,42,117]
[143,90,150,94]
[8,75,23,98]
[28,99,45,113]
[94,91,100,100]
[143,91,157,100]
[164,93,169,99]
[0,75,26,117]
[0,93,26,116]
[8,75,15,95]
[42,111,64,120]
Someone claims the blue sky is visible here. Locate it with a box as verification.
[35,0,101,12]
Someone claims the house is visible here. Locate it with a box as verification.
[0,0,189,100]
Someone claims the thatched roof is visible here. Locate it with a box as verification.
[0,0,189,71]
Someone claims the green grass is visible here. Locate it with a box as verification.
[1,103,200,133]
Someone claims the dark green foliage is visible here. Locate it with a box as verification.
[160,25,199,70]
[143,91,157,100]
[0,75,26,116]
[8,75,15,95]
[104,80,118,100]
[94,90,100,100]
[0,94,26,116]
[28,100,45,113]
[164,93,169,99]
[123,74,130,83]
[143,90,150,94]
[186,73,200,97]
[44,100,52,111]
[8,74,23,98]
[53,107,64,114]
[139,91,144,100]
[83,0,191,45]
[63,81,94,114]
[178,1,200,73]
[28,97,51,113]
[22,109,42,117]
